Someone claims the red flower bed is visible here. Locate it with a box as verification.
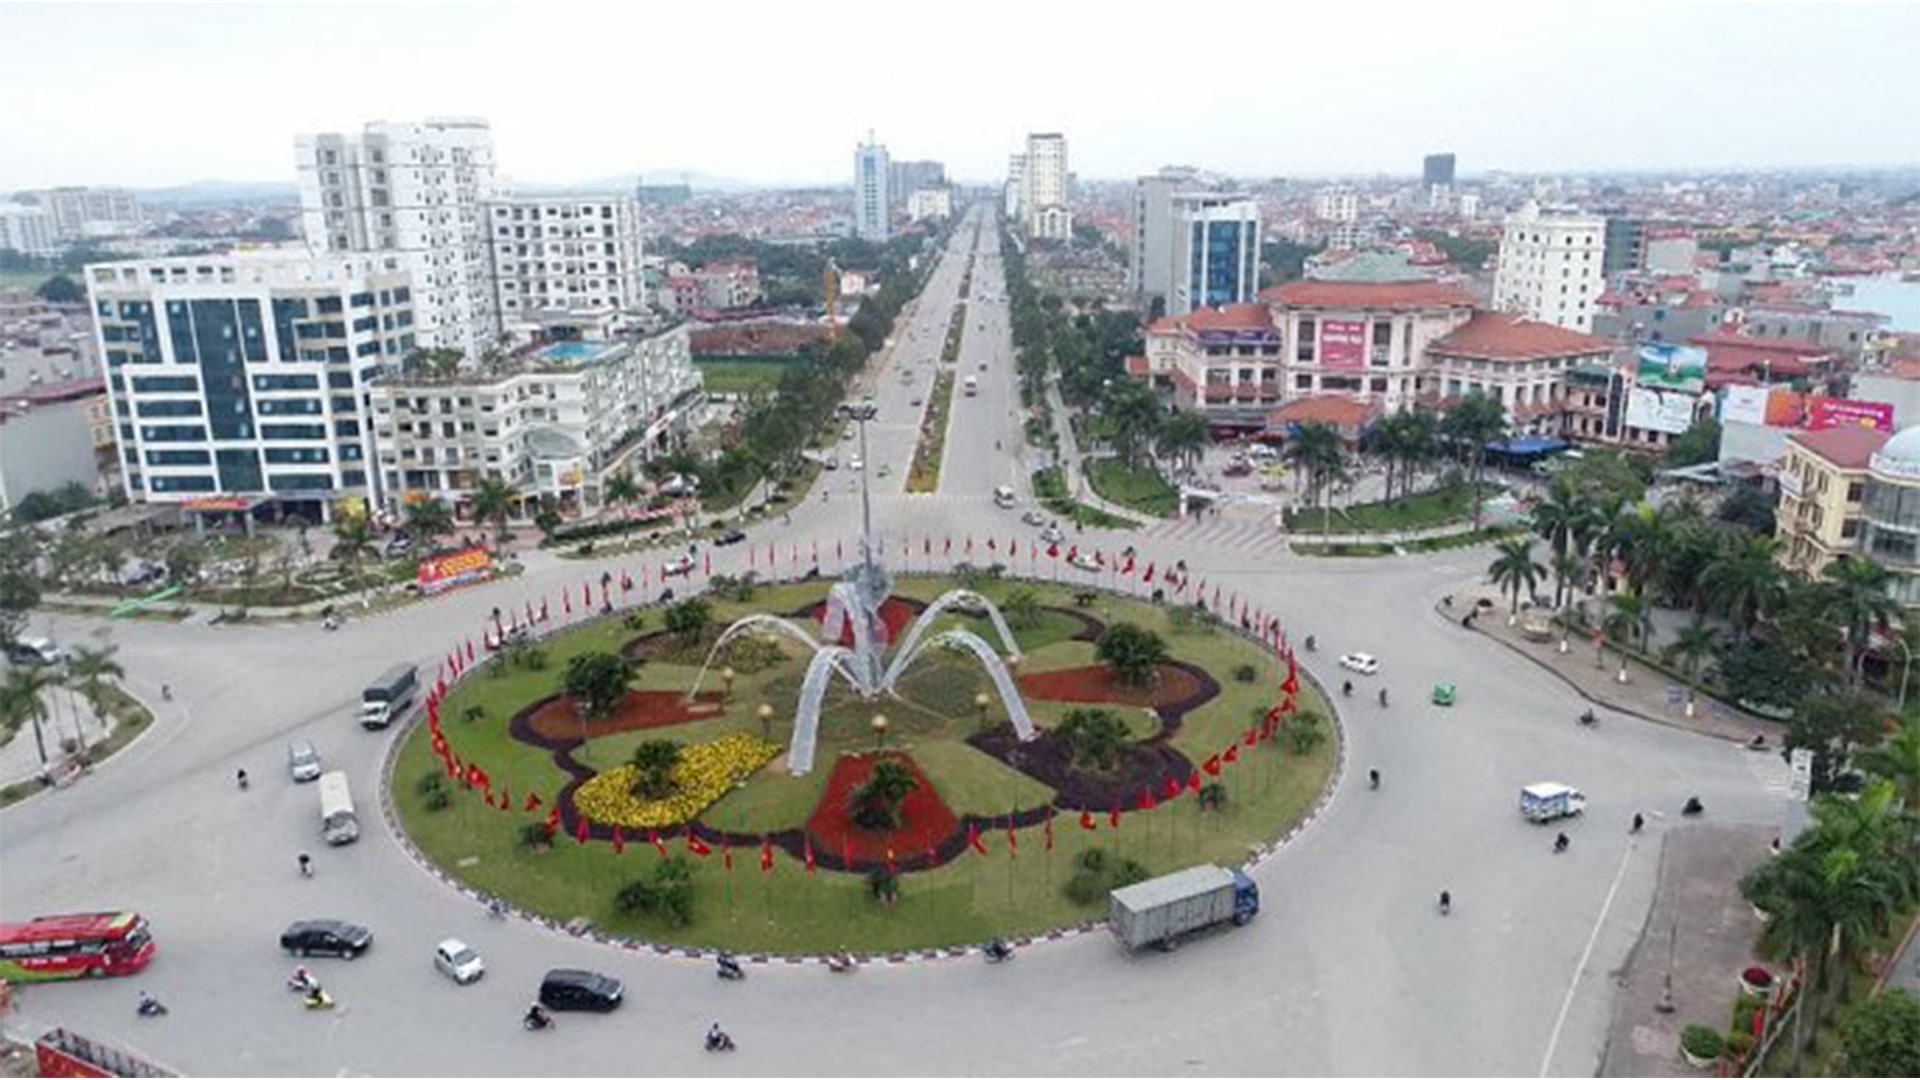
[807,596,918,648]
[804,752,958,870]
[523,690,724,742]
[1017,663,1213,715]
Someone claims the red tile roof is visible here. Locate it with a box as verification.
[1258,279,1476,310]
[1146,303,1273,335]
[1124,355,1149,376]
[1789,425,1889,470]
[1266,394,1382,432]
[1429,312,1614,362]
[1687,330,1833,356]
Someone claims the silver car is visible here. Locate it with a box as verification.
[433,938,485,984]
[287,740,322,783]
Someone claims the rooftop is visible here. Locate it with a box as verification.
[1430,312,1614,362]
[1147,303,1274,336]
[1266,394,1382,433]
[1259,278,1477,310]
[1791,425,1891,470]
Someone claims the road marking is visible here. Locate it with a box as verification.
[1538,838,1638,1076]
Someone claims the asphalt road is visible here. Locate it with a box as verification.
[0,205,1786,1076]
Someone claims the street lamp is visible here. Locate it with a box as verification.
[720,666,736,702]
[974,691,992,731]
[756,702,775,744]
[1897,635,1914,713]
[871,713,890,753]
[837,402,880,574]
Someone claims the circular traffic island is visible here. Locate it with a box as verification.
[391,574,1335,955]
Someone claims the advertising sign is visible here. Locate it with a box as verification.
[1635,343,1707,393]
[1624,387,1697,435]
[1317,319,1367,369]
[416,546,493,596]
[1807,397,1895,433]
[1719,384,1770,426]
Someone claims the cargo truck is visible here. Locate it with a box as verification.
[361,662,418,729]
[1108,864,1259,951]
[1520,781,1586,823]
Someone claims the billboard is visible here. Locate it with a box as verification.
[1807,397,1895,433]
[1317,319,1367,369]
[1719,384,1804,428]
[1625,386,1697,435]
[1635,343,1707,393]
[416,546,493,596]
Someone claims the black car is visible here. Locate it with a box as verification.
[280,919,373,959]
[539,968,624,1012]
[715,529,747,547]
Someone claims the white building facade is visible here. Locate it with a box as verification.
[488,195,645,324]
[1022,133,1070,240]
[37,187,142,239]
[1312,188,1359,223]
[84,253,417,519]
[1492,201,1606,332]
[295,117,501,359]
[907,187,952,223]
[1004,154,1027,222]
[853,138,891,242]
[0,204,59,257]
[1168,193,1262,317]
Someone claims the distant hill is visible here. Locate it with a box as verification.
[138,180,299,207]
[514,168,762,194]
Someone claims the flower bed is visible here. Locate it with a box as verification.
[805,596,920,648]
[804,752,958,869]
[522,689,724,743]
[573,733,780,829]
[1016,661,1219,722]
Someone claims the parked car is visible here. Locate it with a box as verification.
[1021,510,1047,527]
[433,938,485,984]
[662,554,696,577]
[1039,524,1065,545]
[279,920,373,959]
[1223,460,1253,478]
[848,457,864,471]
[714,529,747,547]
[1339,652,1381,675]
[538,968,624,1012]
[286,740,323,783]
[5,636,67,667]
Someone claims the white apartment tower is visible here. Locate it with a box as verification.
[1004,154,1027,222]
[1168,193,1263,317]
[295,117,501,359]
[1022,133,1071,240]
[488,195,645,323]
[1312,188,1359,223]
[854,137,891,242]
[1492,201,1606,332]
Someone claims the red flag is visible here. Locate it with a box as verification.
[687,832,712,857]
[1044,808,1055,852]
[1204,754,1222,777]
[498,784,510,812]
[804,833,816,874]
[1010,539,1019,558]
[546,804,561,829]
[923,537,931,555]
[465,639,475,663]
[523,791,542,812]
[1224,743,1241,764]
[1123,555,1135,576]
[987,537,997,552]
[1047,543,1060,559]
[838,539,845,560]
[1109,806,1122,828]
[1143,561,1156,583]
[1138,787,1157,811]
[575,814,590,845]
[581,582,591,608]
[722,837,734,871]
[612,826,626,855]
[1095,550,1105,567]
[886,847,898,876]
[967,821,987,855]
[649,828,666,856]
[760,836,774,872]
[1006,817,1017,855]
[704,551,712,576]
[943,537,951,555]
[620,572,632,593]
[1162,776,1181,800]
[563,591,573,615]
[600,580,610,606]
[1212,583,1220,608]
[1243,727,1259,747]
[1188,770,1202,794]
[1080,809,1096,831]
[483,790,496,808]
[965,537,974,555]
[538,599,548,622]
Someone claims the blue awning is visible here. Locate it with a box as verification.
[1486,436,1570,455]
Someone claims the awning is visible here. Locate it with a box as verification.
[1486,436,1569,456]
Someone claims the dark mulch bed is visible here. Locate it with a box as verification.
[519,689,724,743]
[803,752,958,871]
[1015,660,1219,722]
[968,727,1193,813]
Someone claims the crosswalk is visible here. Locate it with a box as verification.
[1142,513,1293,558]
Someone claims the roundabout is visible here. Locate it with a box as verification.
[390,563,1335,955]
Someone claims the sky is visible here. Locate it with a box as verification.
[3,1,1918,191]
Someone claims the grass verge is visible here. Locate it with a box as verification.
[908,371,956,493]
[1085,458,1177,518]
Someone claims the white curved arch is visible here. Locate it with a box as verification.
[788,644,867,775]
[888,629,1037,745]
[881,589,1023,691]
[687,614,846,700]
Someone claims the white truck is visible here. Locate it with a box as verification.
[1520,781,1587,823]
[1108,864,1260,951]
[318,770,359,845]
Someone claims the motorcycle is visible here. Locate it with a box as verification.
[1577,710,1598,728]
[302,988,335,1011]
[983,940,1014,964]
[136,995,168,1018]
[705,1030,737,1053]
[1377,688,1389,707]
[524,1006,554,1032]
[237,768,250,791]
[1682,796,1704,817]
[825,954,856,974]
[1303,636,1317,652]
[715,955,745,981]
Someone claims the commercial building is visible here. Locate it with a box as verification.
[1492,202,1606,332]
[888,161,945,210]
[1422,153,1456,192]
[1602,215,1646,276]
[34,187,141,240]
[0,376,114,512]
[487,195,645,323]
[0,204,59,257]
[1312,188,1358,223]
[907,187,953,223]
[1004,154,1027,222]
[295,117,501,358]
[1425,313,1615,437]
[1167,193,1261,316]
[369,327,701,520]
[1135,303,1283,428]
[84,252,417,520]
[1128,167,1201,310]
[853,137,891,242]
[1777,425,1888,576]
[1644,229,1698,275]
[1022,133,1070,240]
[1859,427,1920,608]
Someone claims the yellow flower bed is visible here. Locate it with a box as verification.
[573,733,781,829]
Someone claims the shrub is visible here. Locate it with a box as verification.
[1287,710,1328,756]
[523,647,549,672]
[1111,858,1150,889]
[461,704,486,724]
[1063,870,1106,906]
[1076,848,1108,874]
[1680,1024,1722,1061]
[424,788,451,811]
[417,772,447,797]
[1059,707,1129,771]
[631,739,683,800]
[519,821,554,850]
[622,612,647,631]
[615,856,696,925]
[1232,664,1258,683]
[866,868,900,904]
[1197,782,1228,811]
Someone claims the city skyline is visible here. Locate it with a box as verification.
[5,2,1920,191]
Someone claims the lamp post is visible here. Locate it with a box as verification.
[837,402,880,575]
[871,713,890,753]
[756,702,775,744]
[720,666,736,703]
[1897,635,1914,713]
[974,691,992,732]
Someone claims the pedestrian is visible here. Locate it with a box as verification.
[1553,832,1570,854]
[1438,890,1452,915]
[297,852,313,877]
[1630,812,1644,834]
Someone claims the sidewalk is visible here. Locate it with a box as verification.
[1457,587,1776,745]
[1040,380,1150,525]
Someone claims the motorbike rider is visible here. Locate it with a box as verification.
[716,953,743,978]
[1368,768,1380,790]
[1631,812,1645,834]
[1341,680,1352,697]
[1553,832,1570,854]
[1438,890,1452,916]
[237,767,249,790]
[297,852,312,877]
[137,990,165,1016]
[1377,687,1388,706]
[290,965,315,991]
[525,1003,552,1029]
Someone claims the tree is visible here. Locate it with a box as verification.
[1440,392,1507,527]
[1665,616,1720,688]
[1285,422,1348,539]
[1058,707,1129,771]
[163,537,206,590]
[1486,537,1544,617]
[1717,484,1778,535]
[663,598,713,647]
[1860,715,1920,811]
[615,855,695,926]
[602,471,641,513]
[1154,410,1210,478]
[404,497,454,547]
[1839,989,1920,1077]
[35,274,84,305]
[1701,534,1787,642]
[0,530,41,650]
[630,739,683,800]
[64,643,124,722]
[403,347,464,380]
[469,477,516,544]
[0,665,58,771]
[564,651,633,720]
[329,515,373,589]
[1549,550,1585,611]
[1664,416,1722,468]
[1821,557,1901,686]
[1000,587,1044,631]
[1531,478,1596,562]
[1096,622,1166,687]
[1786,691,1887,795]
[1604,590,1656,656]
[850,759,919,830]
[1102,381,1163,472]
[1286,709,1327,756]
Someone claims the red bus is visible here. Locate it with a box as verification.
[0,912,155,982]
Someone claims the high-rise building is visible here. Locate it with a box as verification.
[1493,201,1606,332]
[1312,188,1359,223]
[853,136,891,242]
[1422,153,1456,190]
[0,204,59,257]
[888,160,945,210]
[84,252,418,518]
[1004,154,1027,222]
[34,186,141,240]
[1022,133,1070,240]
[294,117,500,359]
[487,195,645,323]
[1128,167,1200,309]
[1602,214,1647,276]
[1169,193,1262,316]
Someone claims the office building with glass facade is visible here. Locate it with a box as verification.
[1169,194,1261,317]
[85,253,416,521]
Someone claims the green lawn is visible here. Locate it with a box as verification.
[1030,469,1138,529]
[1285,483,1501,533]
[694,358,792,396]
[1084,458,1178,518]
[393,577,1335,953]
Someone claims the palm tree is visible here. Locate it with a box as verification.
[1665,616,1719,689]
[1860,716,1920,811]
[0,665,58,772]
[1439,392,1508,528]
[1605,590,1655,655]
[1000,587,1044,631]
[1102,382,1163,472]
[602,472,642,515]
[404,498,454,548]
[1396,407,1440,500]
[1365,412,1409,504]
[469,476,516,544]
[64,643,124,728]
[1820,557,1901,686]
[1549,550,1585,611]
[1486,537,1544,619]
[1285,422,1348,539]
[330,515,374,591]
[1096,622,1167,687]
[1154,410,1210,479]
[1702,534,1787,643]
[1531,478,1595,562]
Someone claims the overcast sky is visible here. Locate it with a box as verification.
[4,1,1917,191]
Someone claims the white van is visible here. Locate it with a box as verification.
[318,770,359,845]
[993,485,1017,509]
[5,636,67,666]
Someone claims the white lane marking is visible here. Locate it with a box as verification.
[1538,838,1638,1076]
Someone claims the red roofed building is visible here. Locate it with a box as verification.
[1139,303,1282,429]
[1426,313,1616,437]
[1686,330,1838,389]
[1263,394,1382,443]
[1777,424,1890,574]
